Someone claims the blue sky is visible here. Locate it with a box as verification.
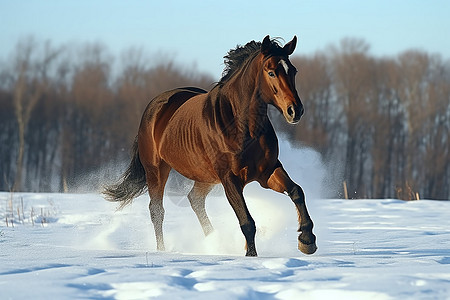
[1,0,449,77]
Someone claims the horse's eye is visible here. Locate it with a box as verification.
[268,71,275,77]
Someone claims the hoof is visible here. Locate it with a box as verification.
[245,246,258,257]
[245,242,257,257]
[298,241,317,255]
[245,251,258,257]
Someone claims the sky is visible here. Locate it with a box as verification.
[1,0,449,78]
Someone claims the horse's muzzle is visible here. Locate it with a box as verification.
[285,104,304,124]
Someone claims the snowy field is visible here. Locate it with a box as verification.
[1,144,450,299]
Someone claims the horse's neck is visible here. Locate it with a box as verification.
[220,73,269,138]
[245,94,269,138]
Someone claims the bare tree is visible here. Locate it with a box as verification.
[11,38,61,191]
[330,38,374,198]
[1,37,449,199]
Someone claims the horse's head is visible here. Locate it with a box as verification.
[259,35,303,124]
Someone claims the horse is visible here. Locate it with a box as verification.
[104,35,317,256]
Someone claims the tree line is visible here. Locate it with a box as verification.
[286,39,450,200]
[1,37,449,200]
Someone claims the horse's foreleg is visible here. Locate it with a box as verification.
[266,165,317,254]
[222,173,257,257]
[188,182,214,236]
[146,163,171,252]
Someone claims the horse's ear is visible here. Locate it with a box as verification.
[261,35,271,56]
[283,36,297,56]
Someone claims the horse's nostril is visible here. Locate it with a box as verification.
[287,105,295,118]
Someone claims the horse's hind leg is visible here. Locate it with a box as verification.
[188,181,214,236]
[146,162,171,251]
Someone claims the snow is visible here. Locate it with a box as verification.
[1,143,450,299]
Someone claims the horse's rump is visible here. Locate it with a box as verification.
[137,87,208,171]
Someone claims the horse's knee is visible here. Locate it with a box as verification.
[187,191,198,207]
[188,182,212,207]
[289,185,305,204]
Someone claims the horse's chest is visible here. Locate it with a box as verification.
[228,136,279,180]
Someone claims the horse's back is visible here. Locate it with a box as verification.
[140,87,207,125]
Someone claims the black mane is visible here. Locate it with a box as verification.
[219,38,284,85]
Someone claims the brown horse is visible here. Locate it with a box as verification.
[104,35,317,256]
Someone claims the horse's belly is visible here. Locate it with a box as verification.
[158,129,220,184]
[162,150,220,183]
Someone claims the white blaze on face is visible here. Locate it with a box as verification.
[280,59,289,75]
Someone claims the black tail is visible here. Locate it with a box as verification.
[103,137,147,209]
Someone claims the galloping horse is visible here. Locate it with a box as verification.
[104,36,317,256]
